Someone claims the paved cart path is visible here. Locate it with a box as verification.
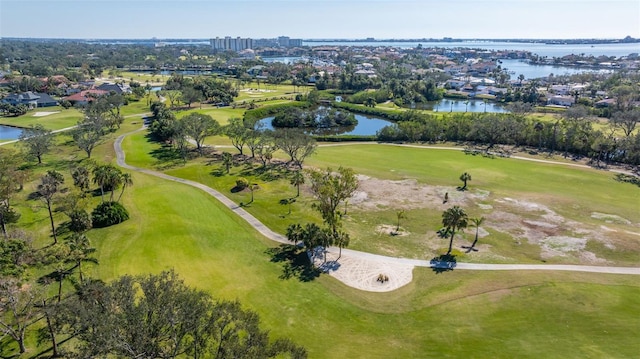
[114,127,640,292]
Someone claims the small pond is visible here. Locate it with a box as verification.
[258,113,394,136]
[412,99,509,113]
[0,125,22,141]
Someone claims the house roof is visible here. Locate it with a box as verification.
[64,89,109,102]
[95,83,124,94]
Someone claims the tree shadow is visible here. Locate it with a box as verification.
[429,254,457,273]
[266,244,321,282]
[614,173,640,188]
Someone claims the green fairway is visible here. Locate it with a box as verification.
[122,130,640,265]
[0,107,82,130]
[85,168,640,359]
[4,116,640,358]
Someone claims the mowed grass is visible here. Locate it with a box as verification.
[85,169,640,359]
[123,130,640,264]
[4,117,640,358]
[0,107,83,130]
[309,144,640,221]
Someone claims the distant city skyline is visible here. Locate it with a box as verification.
[1,0,639,40]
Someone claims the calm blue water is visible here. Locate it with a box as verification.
[258,113,393,136]
[303,41,639,57]
[256,101,507,136]
[0,125,22,140]
[499,59,611,79]
[428,99,508,113]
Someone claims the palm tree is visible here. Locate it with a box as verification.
[221,152,233,173]
[395,209,406,233]
[286,223,304,246]
[290,170,305,197]
[65,233,98,284]
[93,164,122,203]
[459,172,472,191]
[38,170,64,244]
[442,206,468,255]
[467,217,485,252]
[116,172,132,202]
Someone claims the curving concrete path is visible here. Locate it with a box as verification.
[114,128,640,292]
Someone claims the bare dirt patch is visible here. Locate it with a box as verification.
[591,212,632,225]
[375,224,410,237]
[349,175,628,264]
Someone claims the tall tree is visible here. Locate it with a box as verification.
[274,128,317,169]
[71,165,91,193]
[441,206,468,255]
[290,170,305,197]
[38,170,65,244]
[116,172,133,202]
[92,164,122,203]
[64,233,97,284]
[181,112,220,155]
[467,216,485,252]
[0,278,40,354]
[224,117,251,155]
[221,152,233,173]
[18,124,53,164]
[309,167,358,259]
[0,149,27,238]
[72,119,104,159]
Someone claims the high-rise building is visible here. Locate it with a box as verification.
[210,37,253,51]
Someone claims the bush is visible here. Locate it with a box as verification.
[91,201,130,228]
[69,209,92,233]
[236,177,249,190]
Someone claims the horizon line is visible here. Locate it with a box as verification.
[1,36,637,41]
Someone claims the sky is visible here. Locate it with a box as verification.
[1,0,639,40]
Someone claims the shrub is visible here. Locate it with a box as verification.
[91,201,130,228]
[69,209,92,233]
[236,177,249,190]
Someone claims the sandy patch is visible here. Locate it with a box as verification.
[349,174,633,265]
[352,175,469,211]
[540,236,587,258]
[376,224,410,237]
[33,111,60,117]
[312,248,414,292]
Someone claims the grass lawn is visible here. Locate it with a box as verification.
[122,129,640,265]
[84,169,640,359]
[3,116,639,358]
[0,107,83,130]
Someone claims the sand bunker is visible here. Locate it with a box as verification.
[33,111,60,117]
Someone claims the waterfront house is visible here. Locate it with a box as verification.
[2,91,58,108]
[547,95,575,107]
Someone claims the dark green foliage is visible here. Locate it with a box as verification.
[272,107,357,130]
[235,177,249,190]
[91,201,129,228]
[18,124,53,164]
[62,271,307,358]
[346,89,392,104]
[0,233,33,277]
[68,208,92,233]
[243,101,312,122]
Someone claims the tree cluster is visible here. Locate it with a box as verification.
[375,107,640,167]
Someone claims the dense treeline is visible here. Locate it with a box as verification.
[375,107,640,167]
[0,39,225,77]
